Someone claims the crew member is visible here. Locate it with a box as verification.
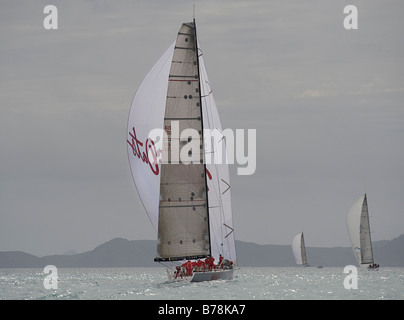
[218,254,224,269]
[186,260,193,276]
[175,266,182,279]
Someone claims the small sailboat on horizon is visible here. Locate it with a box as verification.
[292,232,310,267]
[346,193,380,271]
[127,19,237,282]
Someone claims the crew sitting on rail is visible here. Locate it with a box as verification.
[181,260,193,276]
[176,256,233,278]
[196,259,205,271]
[205,256,215,271]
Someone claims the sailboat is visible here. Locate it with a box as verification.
[292,232,309,267]
[127,20,237,282]
[346,194,379,270]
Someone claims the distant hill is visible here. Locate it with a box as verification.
[235,234,404,267]
[1,235,403,268]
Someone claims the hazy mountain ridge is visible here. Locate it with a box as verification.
[1,235,403,268]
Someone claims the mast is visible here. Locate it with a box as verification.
[361,194,374,264]
[193,18,212,258]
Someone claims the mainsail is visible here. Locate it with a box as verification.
[292,232,307,266]
[346,194,374,266]
[127,20,236,265]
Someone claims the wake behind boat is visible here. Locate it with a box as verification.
[127,19,237,282]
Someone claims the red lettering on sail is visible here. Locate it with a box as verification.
[127,127,159,175]
[146,138,159,175]
[206,168,212,191]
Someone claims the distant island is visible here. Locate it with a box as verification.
[1,235,403,268]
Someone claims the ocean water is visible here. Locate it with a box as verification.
[0,267,403,300]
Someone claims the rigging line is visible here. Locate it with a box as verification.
[159,261,176,270]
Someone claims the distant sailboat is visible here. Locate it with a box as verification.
[346,194,379,270]
[127,19,237,282]
[292,232,309,267]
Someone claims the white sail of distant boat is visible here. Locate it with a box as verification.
[346,194,379,270]
[292,232,308,266]
[127,20,236,282]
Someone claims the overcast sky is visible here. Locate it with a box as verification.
[1,0,403,257]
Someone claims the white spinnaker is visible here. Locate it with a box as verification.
[199,48,237,263]
[127,41,175,232]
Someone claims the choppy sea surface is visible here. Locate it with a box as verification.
[1,267,403,300]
